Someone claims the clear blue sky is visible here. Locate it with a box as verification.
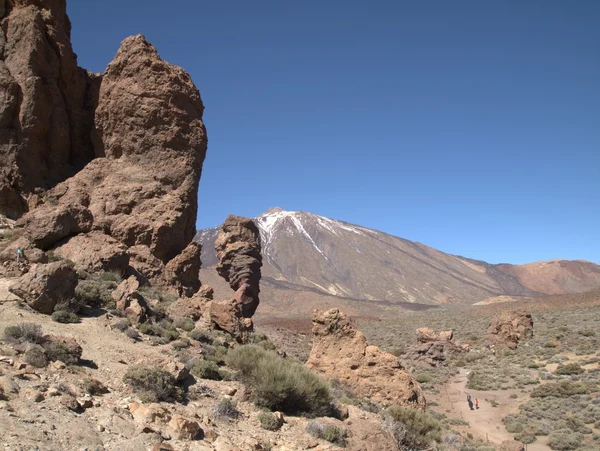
[68,1,599,265]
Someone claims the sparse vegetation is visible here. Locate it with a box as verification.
[212,398,239,419]
[3,323,44,344]
[555,363,584,375]
[189,359,225,381]
[123,366,183,402]
[258,411,282,431]
[306,421,347,447]
[226,344,332,415]
[23,345,48,368]
[531,381,589,398]
[51,310,80,323]
[383,405,442,450]
[172,317,195,332]
[43,341,79,365]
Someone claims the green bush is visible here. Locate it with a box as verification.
[226,345,332,415]
[204,343,228,364]
[123,366,182,402]
[258,411,282,431]
[531,381,589,398]
[51,310,80,324]
[75,279,114,308]
[249,332,277,351]
[3,323,44,344]
[189,359,224,381]
[547,430,584,450]
[172,339,190,350]
[391,346,405,357]
[113,319,131,331]
[555,363,584,375]
[98,271,122,283]
[578,330,595,337]
[43,341,79,365]
[415,373,433,384]
[188,328,214,343]
[24,345,48,368]
[383,405,442,449]
[83,378,109,395]
[212,398,239,419]
[543,341,558,348]
[125,328,140,340]
[173,317,195,332]
[306,421,347,447]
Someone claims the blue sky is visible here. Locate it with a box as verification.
[68,1,599,264]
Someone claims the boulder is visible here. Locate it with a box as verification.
[0,236,47,263]
[129,402,172,425]
[197,284,214,300]
[487,311,533,349]
[167,296,209,321]
[163,241,202,296]
[111,276,148,323]
[209,299,252,343]
[416,327,453,343]
[53,231,129,273]
[215,215,262,317]
[45,336,83,362]
[167,415,203,440]
[9,261,77,314]
[112,276,140,310]
[307,309,426,408]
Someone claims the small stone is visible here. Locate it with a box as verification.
[224,387,237,397]
[167,415,202,440]
[51,361,66,370]
[0,356,14,366]
[13,362,26,370]
[47,387,60,397]
[24,389,44,403]
[0,376,19,395]
[60,395,80,412]
[77,397,93,409]
[203,426,219,442]
[151,443,174,451]
[96,425,105,433]
[306,440,319,449]
[273,411,285,426]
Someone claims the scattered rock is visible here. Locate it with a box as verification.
[45,336,83,362]
[167,415,203,440]
[111,276,149,324]
[60,395,80,412]
[77,396,93,409]
[487,311,533,349]
[151,443,175,451]
[129,402,172,425]
[307,309,426,408]
[23,389,44,403]
[164,360,190,382]
[197,284,214,300]
[215,215,262,317]
[0,376,19,395]
[8,261,77,314]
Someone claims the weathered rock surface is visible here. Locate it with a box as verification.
[9,261,77,313]
[416,327,453,343]
[53,231,129,273]
[487,311,533,349]
[209,299,252,343]
[167,296,209,321]
[163,241,201,296]
[0,0,98,219]
[215,215,262,317]
[111,276,148,323]
[1,7,208,292]
[307,309,426,408]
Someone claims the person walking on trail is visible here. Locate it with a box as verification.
[475,398,479,409]
[467,394,474,411]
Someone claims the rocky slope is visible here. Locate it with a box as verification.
[196,208,600,311]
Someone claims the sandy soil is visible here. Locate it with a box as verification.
[431,369,551,450]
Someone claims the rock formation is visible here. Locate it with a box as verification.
[0,0,98,219]
[0,0,208,304]
[307,309,426,408]
[405,327,467,366]
[416,327,453,343]
[215,215,262,318]
[9,261,77,314]
[487,311,533,349]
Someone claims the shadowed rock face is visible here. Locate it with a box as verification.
[215,215,262,317]
[0,0,98,219]
[0,0,208,294]
[307,308,426,409]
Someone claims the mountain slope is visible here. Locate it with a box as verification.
[195,208,600,308]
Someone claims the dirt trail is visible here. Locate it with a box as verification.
[431,369,550,450]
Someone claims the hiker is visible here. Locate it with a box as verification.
[467,394,474,410]
[475,398,479,409]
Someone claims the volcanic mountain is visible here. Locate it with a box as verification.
[196,208,600,316]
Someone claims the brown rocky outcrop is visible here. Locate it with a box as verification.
[0,0,98,219]
[307,309,426,408]
[8,261,77,313]
[53,231,129,273]
[209,299,252,343]
[215,215,262,317]
[167,296,209,321]
[487,311,533,349]
[1,0,208,295]
[163,241,201,296]
[416,327,453,343]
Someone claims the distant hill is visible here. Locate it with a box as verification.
[196,208,600,316]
